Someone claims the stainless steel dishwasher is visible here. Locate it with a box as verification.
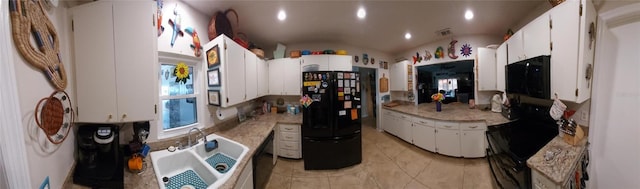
[252,130,275,189]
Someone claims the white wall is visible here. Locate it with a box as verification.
[6,4,76,189]
[588,5,640,188]
[395,34,502,105]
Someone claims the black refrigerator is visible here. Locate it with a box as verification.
[302,71,362,170]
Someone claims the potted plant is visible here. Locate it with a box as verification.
[431,92,444,112]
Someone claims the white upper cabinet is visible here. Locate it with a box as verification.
[245,52,258,100]
[550,0,596,103]
[283,59,301,95]
[506,30,524,64]
[73,1,156,123]
[300,55,352,72]
[257,59,269,97]
[268,59,285,95]
[507,12,551,64]
[268,58,301,95]
[203,35,268,107]
[496,43,508,92]
[390,60,410,91]
[522,12,551,59]
[477,48,497,91]
[301,55,329,71]
[328,55,353,71]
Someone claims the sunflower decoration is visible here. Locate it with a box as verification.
[173,62,190,84]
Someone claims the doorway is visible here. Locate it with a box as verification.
[354,67,377,128]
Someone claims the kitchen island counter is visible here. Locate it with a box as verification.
[383,102,511,126]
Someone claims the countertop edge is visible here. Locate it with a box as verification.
[381,103,512,126]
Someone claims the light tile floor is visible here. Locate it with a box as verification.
[266,119,496,189]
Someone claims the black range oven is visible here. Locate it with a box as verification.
[486,104,558,189]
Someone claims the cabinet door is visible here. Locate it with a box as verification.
[390,60,408,91]
[550,0,580,102]
[461,130,486,158]
[477,48,497,91]
[382,111,398,136]
[575,0,597,103]
[412,123,436,152]
[507,30,524,64]
[245,51,258,100]
[257,59,269,97]
[435,128,461,157]
[328,55,353,71]
[73,1,118,122]
[496,43,508,92]
[113,1,156,122]
[523,12,551,59]
[224,39,246,106]
[268,59,284,95]
[283,59,301,95]
[397,114,413,143]
[301,55,329,71]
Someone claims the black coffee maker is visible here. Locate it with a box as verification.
[73,124,123,188]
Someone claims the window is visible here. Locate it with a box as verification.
[438,78,458,97]
[158,54,204,138]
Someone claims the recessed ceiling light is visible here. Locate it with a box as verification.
[405,32,412,40]
[465,10,474,20]
[278,10,287,21]
[357,7,366,19]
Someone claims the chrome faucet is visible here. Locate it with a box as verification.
[187,128,207,148]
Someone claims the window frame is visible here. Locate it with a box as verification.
[156,53,205,139]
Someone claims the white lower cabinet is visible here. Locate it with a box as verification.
[460,122,488,158]
[277,124,301,159]
[381,109,488,157]
[234,159,253,189]
[411,118,436,152]
[435,121,461,157]
[397,114,413,143]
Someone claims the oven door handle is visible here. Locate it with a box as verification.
[486,149,506,189]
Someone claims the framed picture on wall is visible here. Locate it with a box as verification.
[207,69,221,87]
[208,90,221,106]
[207,45,220,69]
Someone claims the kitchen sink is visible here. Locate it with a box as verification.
[150,133,249,189]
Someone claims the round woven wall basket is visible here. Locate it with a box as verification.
[35,91,74,144]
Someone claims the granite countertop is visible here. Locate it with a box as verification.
[527,136,588,184]
[64,113,302,189]
[382,102,511,126]
[216,113,302,189]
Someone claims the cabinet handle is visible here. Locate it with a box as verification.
[122,114,127,119]
[285,128,292,130]
[108,114,113,119]
[445,125,452,128]
[470,126,478,128]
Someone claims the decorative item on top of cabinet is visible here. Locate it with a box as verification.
[9,0,68,91]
